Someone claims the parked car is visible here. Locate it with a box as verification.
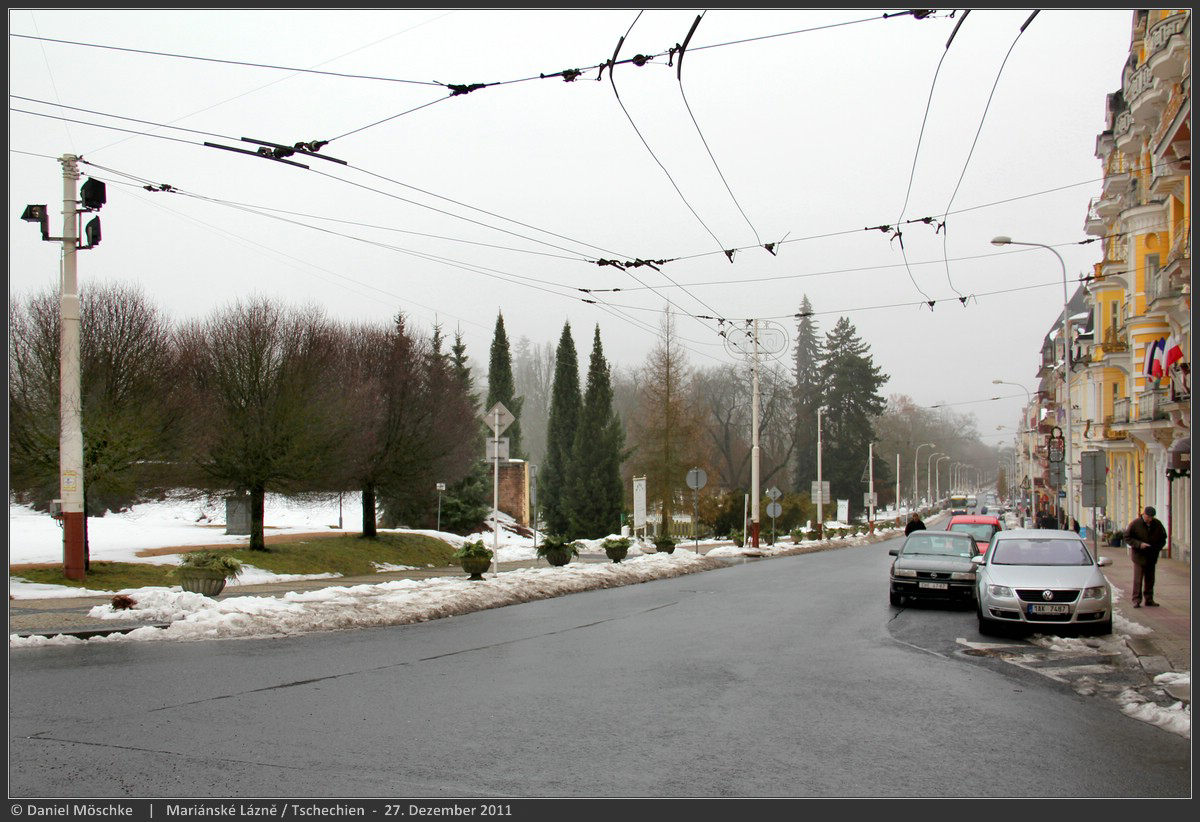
[888,530,980,607]
[974,530,1113,636]
[946,514,1003,556]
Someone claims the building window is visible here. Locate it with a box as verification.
[1144,253,1160,296]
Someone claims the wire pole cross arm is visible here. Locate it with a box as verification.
[204,141,310,169]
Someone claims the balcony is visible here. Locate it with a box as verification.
[1129,63,1170,128]
[1099,326,1129,355]
[1102,418,1128,441]
[1112,398,1131,424]
[1147,12,1190,83]
[1137,388,1171,422]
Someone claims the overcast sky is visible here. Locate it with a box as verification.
[9,8,1134,451]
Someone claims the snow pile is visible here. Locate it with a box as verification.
[1117,675,1190,739]
[11,552,726,648]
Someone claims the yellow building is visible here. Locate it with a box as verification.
[1082,10,1189,561]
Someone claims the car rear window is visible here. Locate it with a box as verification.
[990,538,1093,566]
[902,533,976,557]
[949,523,1000,543]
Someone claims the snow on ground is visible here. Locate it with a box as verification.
[9,492,881,643]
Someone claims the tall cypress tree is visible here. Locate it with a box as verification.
[567,326,625,539]
[819,316,888,518]
[486,312,524,459]
[792,295,824,492]
[540,322,581,537]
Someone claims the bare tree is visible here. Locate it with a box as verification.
[628,308,706,537]
[10,283,183,566]
[178,297,345,550]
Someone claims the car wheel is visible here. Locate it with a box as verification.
[890,591,903,607]
[977,604,1001,636]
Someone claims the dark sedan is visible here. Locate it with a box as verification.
[889,530,980,607]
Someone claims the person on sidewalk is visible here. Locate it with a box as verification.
[1124,506,1167,608]
[904,513,926,536]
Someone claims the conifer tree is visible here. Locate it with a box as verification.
[567,326,625,539]
[819,316,889,518]
[486,312,523,459]
[792,295,824,492]
[540,322,581,536]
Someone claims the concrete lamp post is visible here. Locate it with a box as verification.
[992,235,1073,527]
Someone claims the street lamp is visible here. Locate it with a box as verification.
[992,235,1073,527]
[914,442,935,514]
[994,379,1036,526]
[816,405,828,536]
[927,451,942,508]
[936,456,950,504]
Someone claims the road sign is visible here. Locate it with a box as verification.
[722,321,789,359]
[486,437,509,462]
[686,468,707,490]
[766,501,782,519]
[632,477,647,529]
[766,486,782,501]
[810,481,830,504]
[481,402,514,436]
[863,492,878,507]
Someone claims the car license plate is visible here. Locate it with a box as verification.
[1028,603,1070,615]
[919,582,948,590]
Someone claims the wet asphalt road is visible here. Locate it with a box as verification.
[9,535,1191,798]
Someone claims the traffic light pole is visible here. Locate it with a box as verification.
[59,155,86,580]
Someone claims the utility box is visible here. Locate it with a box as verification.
[225,491,252,535]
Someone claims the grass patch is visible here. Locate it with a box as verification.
[228,532,457,577]
[15,562,175,591]
[13,533,458,591]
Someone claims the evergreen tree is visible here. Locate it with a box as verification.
[486,312,523,459]
[540,322,581,536]
[819,316,889,519]
[567,326,626,539]
[792,295,824,492]
[441,328,489,532]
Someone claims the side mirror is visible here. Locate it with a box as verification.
[1097,556,1112,567]
[888,548,899,556]
[971,555,984,565]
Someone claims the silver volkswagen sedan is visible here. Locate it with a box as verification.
[974,530,1113,635]
[888,530,980,607]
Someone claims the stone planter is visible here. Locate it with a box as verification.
[604,544,629,563]
[179,570,229,597]
[460,555,491,581]
[543,546,573,567]
[654,540,676,555]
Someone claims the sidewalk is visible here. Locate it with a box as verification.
[1095,540,1192,680]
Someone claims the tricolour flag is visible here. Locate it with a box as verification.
[1164,334,1183,368]
[1151,338,1167,378]
[1143,339,1160,377]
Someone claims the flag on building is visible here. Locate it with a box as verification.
[1164,334,1183,368]
[1143,338,1161,377]
[1151,337,1167,378]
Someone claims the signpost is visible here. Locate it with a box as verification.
[633,476,647,542]
[686,468,707,552]
[765,486,782,545]
[480,402,514,575]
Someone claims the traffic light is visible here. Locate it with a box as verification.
[80,177,106,210]
[83,217,101,248]
[79,178,105,248]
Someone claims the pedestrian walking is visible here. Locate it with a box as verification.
[904,513,926,536]
[1124,506,1167,608]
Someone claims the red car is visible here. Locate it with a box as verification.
[946,514,1003,556]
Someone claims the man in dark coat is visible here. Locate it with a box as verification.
[1124,506,1167,607]
[904,513,926,536]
